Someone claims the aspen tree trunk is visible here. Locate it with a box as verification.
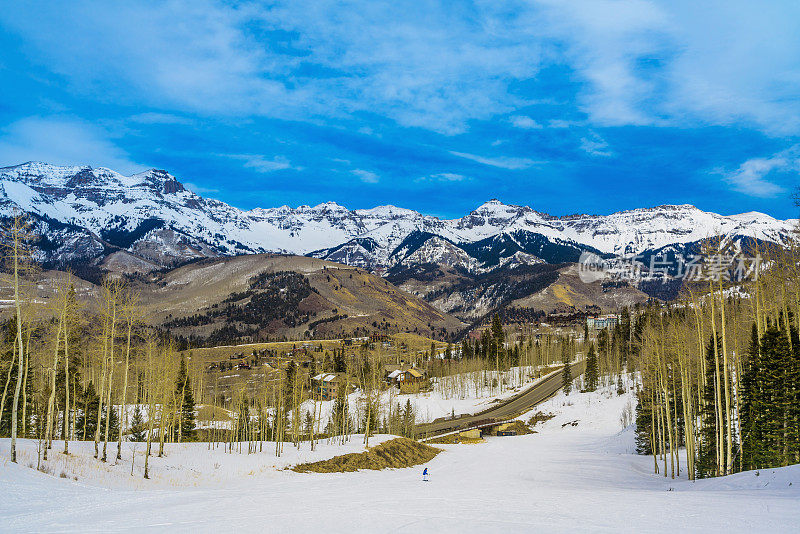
[102,361,114,462]
[9,217,27,463]
[63,311,71,454]
[43,319,62,461]
[158,355,167,457]
[717,279,733,474]
[144,340,156,479]
[0,338,17,430]
[95,326,108,458]
[118,313,134,460]
[709,287,725,476]
[21,328,31,439]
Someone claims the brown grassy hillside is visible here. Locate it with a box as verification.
[136,254,464,343]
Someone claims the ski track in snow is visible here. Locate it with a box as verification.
[0,382,797,533]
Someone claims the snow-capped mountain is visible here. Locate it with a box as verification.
[0,162,795,278]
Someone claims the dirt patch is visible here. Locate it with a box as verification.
[527,411,556,427]
[426,434,484,445]
[292,438,441,473]
[500,420,534,435]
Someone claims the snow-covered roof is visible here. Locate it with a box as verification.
[313,373,339,382]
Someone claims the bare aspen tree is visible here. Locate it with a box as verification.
[5,213,33,463]
[118,289,140,460]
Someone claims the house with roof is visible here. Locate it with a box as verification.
[312,372,345,400]
[385,364,427,391]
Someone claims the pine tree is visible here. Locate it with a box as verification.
[491,313,505,347]
[634,387,653,455]
[585,343,599,392]
[77,381,100,440]
[129,405,146,442]
[401,399,415,438]
[174,358,196,442]
[696,335,737,477]
[332,385,348,436]
[562,361,572,395]
[333,350,346,373]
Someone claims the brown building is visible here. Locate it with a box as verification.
[312,372,344,400]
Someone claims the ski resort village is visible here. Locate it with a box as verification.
[1,1,800,532]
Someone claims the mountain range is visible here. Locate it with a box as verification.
[1,161,795,320]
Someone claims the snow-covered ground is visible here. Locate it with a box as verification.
[0,434,393,490]
[1,380,797,532]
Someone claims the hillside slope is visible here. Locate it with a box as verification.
[137,254,463,343]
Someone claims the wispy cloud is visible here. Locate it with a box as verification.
[351,169,379,183]
[221,153,293,173]
[417,172,466,183]
[722,146,800,198]
[183,182,219,195]
[129,112,193,125]
[2,1,799,137]
[450,151,542,170]
[510,116,543,130]
[580,132,613,157]
[0,116,142,173]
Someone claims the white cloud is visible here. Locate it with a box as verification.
[183,182,219,195]
[3,1,799,137]
[129,112,193,125]
[450,151,543,170]
[221,154,292,173]
[580,132,613,157]
[548,119,578,129]
[351,169,379,183]
[723,145,800,197]
[0,116,143,174]
[417,172,466,183]
[510,116,543,129]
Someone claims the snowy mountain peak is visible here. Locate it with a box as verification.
[0,161,795,275]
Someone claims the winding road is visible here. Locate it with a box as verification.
[416,359,587,438]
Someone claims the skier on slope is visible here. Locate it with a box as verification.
[422,467,429,482]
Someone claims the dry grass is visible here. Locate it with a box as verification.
[499,420,534,435]
[292,437,441,473]
[527,411,556,427]
[426,434,484,445]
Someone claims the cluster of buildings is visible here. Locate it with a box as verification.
[586,314,619,330]
[311,361,428,400]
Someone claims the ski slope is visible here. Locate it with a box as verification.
[0,381,797,532]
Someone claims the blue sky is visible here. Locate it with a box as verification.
[1,1,799,218]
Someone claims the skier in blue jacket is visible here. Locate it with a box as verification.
[422,467,429,482]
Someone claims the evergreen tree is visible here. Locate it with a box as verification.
[562,361,572,395]
[754,324,798,468]
[696,336,737,477]
[401,399,415,438]
[174,358,196,442]
[333,350,346,373]
[585,343,599,392]
[634,387,653,455]
[77,381,100,440]
[129,405,146,442]
[332,385,348,435]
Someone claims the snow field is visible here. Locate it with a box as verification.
[0,375,797,532]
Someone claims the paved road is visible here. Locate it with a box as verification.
[416,359,586,438]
